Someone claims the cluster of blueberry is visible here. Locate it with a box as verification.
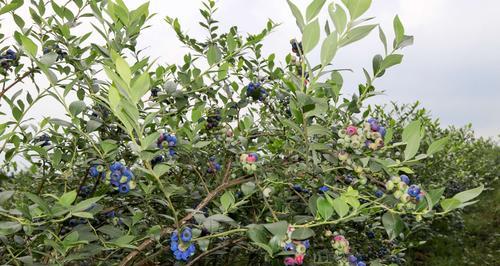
[170,227,196,261]
[157,133,177,156]
[34,134,51,147]
[151,155,164,167]
[292,184,311,195]
[337,153,368,185]
[206,109,222,130]
[207,156,222,173]
[104,162,136,194]
[337,118,386,151]
[364,118,386,150]
[290,39,303,57]
[89,165,106,179]
[0,49,18,72]
[151,87,160,97]
[246,82,267,101]
[385,175,425,209]
[283,226,309,265]
[240,152,259,172]
[331,235,350,255]
[328,234,367,266]
[347,255,367,266]
[43,44,68,61]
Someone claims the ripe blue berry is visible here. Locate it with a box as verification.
[375,190,384,198]
[400,174,410,185]
[407,184,421,197]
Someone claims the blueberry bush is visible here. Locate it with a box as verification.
[0,0,492,265]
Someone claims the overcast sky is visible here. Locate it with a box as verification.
[2,0,499,138]
[121,0,500,138]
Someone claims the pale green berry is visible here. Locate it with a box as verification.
[385,180,395,190]
[394,190,403,199]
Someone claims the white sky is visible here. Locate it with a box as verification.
[1,0,499,138]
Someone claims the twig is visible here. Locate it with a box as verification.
[185,237,245,266]
[0,69,35,101]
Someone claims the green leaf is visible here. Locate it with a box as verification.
[141,132,160,150]
[19,35,38,57]
[287,0,305,31]
[241,182,256,195]
[153,164,170,177]
[72,196,103,212]
[207,45,221,66]
[440,198,461,212]
[220,191,235,212]
[98,225,125,238]
[291,227,315,240]
[425,187,445,209]
[131,72,150,104]
[316,197,333,220]
[72,212,94,219]
[402,120,422,161]
[69,101,86,116]
[247,224,268,244]
[0,0,24,16]
[114,54,131,86]
[264,221,288,236]
[207,214,235,224]
[306,0,326,22]
[341,0,372,20]
[39,52,59,66]
[193,141,211,148]
[302,19,321,54]
[307,125,330,136]
[372,54,383,76]
[109,235,135,248]
[393,15,404,47]
[377,54,403,75]
[382,212,404,240]
[332,198,349,218]
[427,137,449,155]
[328,4,347,33]
[453,185,484,203]
[25,192,52,215]
[320,33,338,66]
[339,24,376,47]
[59,190,77,207]
[101,139,118,154]
[378,26,387,54]
[0,221,22,236]
[0,191,14,205]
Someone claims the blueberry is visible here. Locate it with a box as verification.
[348,255,357,263]
[292,185,302,193]
[407,185,421,197]
[400,174,410,185]
[110,162,123,172]
[375,190,384,198]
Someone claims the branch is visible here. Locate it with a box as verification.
[118,175,253,266]
[0,69,35,101]
[185,237,245,266]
